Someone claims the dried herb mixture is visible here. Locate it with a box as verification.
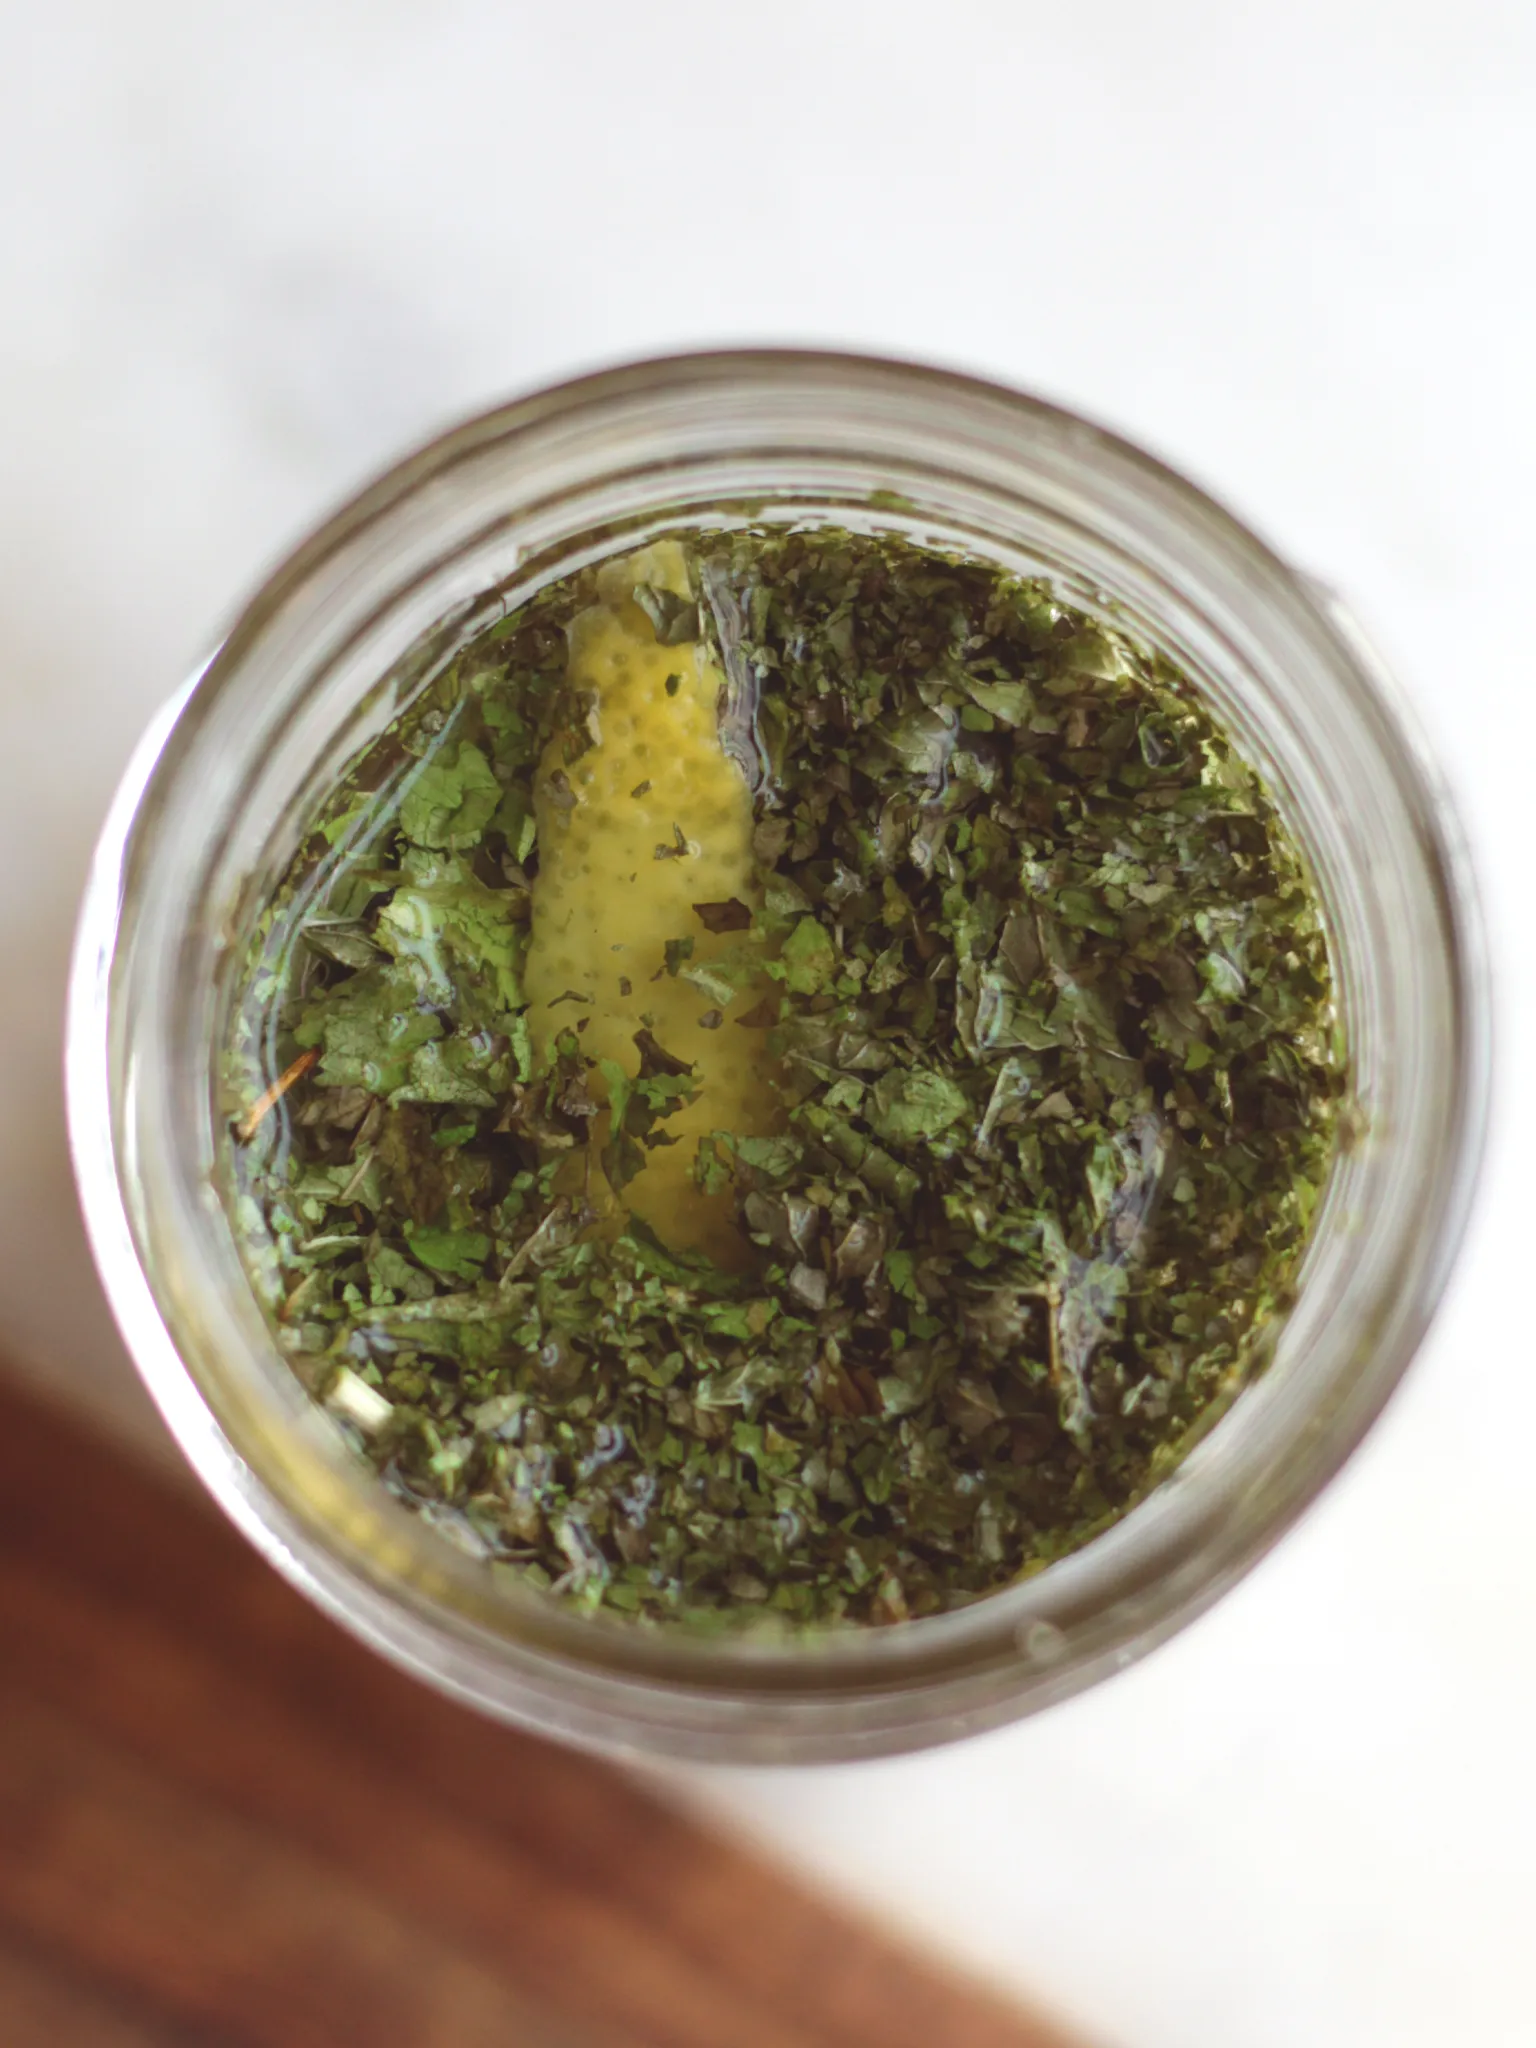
[226,528,1345,1628]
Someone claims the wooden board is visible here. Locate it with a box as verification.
[0,1377,1086,2048]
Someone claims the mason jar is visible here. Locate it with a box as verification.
[67,350,1488,1762]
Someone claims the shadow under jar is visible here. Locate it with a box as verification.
[68,351,1487,1763]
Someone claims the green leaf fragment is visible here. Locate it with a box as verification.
[400,741,501,849]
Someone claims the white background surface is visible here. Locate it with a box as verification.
[3,6,1534,2044]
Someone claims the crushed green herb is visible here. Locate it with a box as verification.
[224,527,1345,1629]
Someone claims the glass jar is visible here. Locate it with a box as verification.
[67,350,1488,1763]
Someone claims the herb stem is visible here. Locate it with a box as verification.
[336,1145,375,1205]
[234,1048,318,1143]
[1045,1280,1063,1390]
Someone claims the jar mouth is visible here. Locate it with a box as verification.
[68,349,1489,1760]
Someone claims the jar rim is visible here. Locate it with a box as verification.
[68,348,1490,1760]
